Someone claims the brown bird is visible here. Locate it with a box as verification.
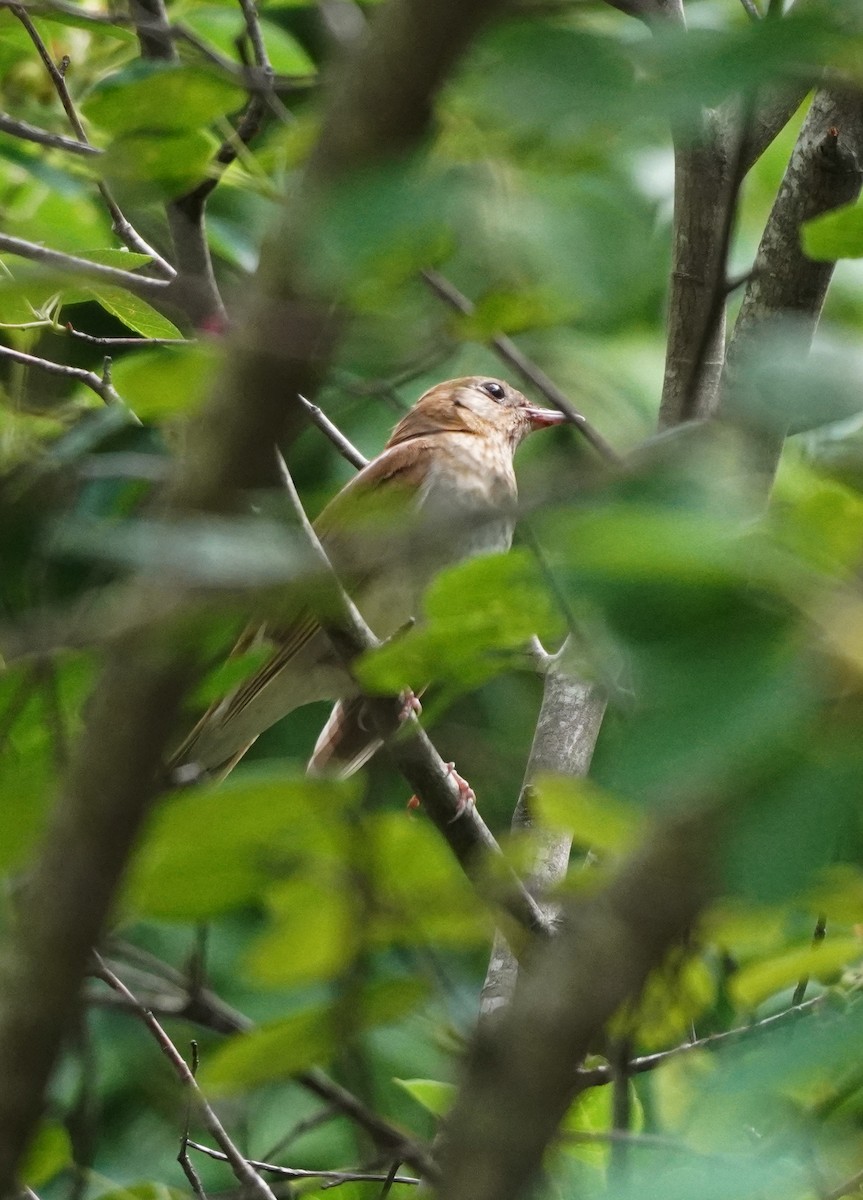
[172,376,566,783]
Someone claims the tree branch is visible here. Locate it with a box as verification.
[0,344,124,407]
[127,0,227,327]
[438,804,718,1200]
[0,112,101,156]
[10,4,175,276]
[186,1141,420,1187]
[421,269,620,463]
[480,650,606,1014]
[91,956,277,1200]
[721,88,863,481]
[0,0,517,1189]
[297,393,369,469]
[0,233,171,299]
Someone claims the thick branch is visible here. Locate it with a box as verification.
[0,0,513,1190]
[480,655,606,1014]
[721,89,863,478]
[438,805,718,1200]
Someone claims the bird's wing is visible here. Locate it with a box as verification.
[170,439,435,775]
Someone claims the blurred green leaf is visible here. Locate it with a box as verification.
[107,345,218,418]
[356,549,564,702]
[393,1077,455,1117]
[127,770,359,920]
[82,61,244,136]
[201,977,426,1089]
[803,201,863,261]
[20,1122,72,1188]
[531,774,641,853]
[101,129,217,200]
[731,937,862,1009]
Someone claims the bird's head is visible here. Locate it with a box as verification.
[386,376,567,451]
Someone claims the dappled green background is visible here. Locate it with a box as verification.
[6,0,863,1197]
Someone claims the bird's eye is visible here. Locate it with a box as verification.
[480,381,506,401]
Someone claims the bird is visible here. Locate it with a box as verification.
[171,376,566,784]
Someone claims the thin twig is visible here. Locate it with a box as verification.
[0,113,101,156]
[0,344,125,407]
[0,234,171,298]
[10,4,175,275]
[65,324,193,347]
[91,956,277,1200]
[576,993,828,1087]
[297,393,368,469]
[187,1141,420,1187]
[421,269,619,463]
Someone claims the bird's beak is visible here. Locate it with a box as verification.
[523,405,568,430]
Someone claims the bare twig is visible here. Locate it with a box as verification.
[297,393,369,469]
[738,0,761,18]
[0,233,171,299]
[0,112,101,156]
[576,993,828,1087]
[91,956,277,1200]
[0,344,125,407]
[64,325,193,347]
[10,4,175,275]
[421,269,620,463]
[187,1140,420,1187]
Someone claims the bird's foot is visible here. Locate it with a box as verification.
[398,689,422,722]
[406,761,476,820]
[445,762,476,819]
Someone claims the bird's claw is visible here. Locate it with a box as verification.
[406,761,476,819]
[398,690,422,722]
[444,762,476,820]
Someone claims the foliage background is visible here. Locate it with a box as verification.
[4,0,863,1198]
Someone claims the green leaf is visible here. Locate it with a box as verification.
[126,770,359,920]
[107,345,218,418]
[181,7,315,75]
[731,937,863,1009]
[85,287,183,341]
[101,129,217,200]
[356,549,563,701]
[82,61,244,136]
[21,1122,72,1188]
[530,774,642,853]
[248,869,356,987]
[393,1078,456,1118]
[201,977,426,1090]
[803,201,863,261]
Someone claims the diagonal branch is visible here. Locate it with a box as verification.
[0,233,172,299]
[0,112,101,156]
[422,270,620,462]
[91,956,277,1200]
[0,344,125,407]
[10,4,175,276]
[0,0,520,1190]
[275,451,552,936]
